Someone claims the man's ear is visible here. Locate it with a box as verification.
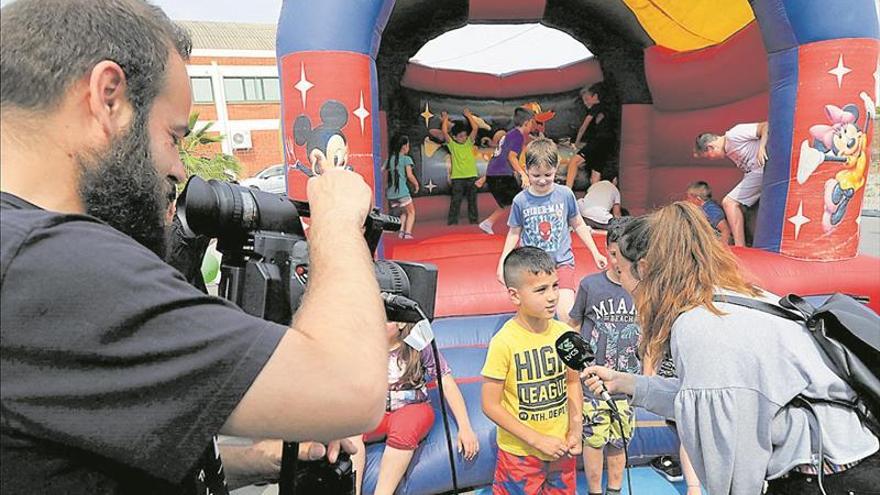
[87,61,132,137]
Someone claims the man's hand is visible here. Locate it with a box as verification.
[463,108,473,118]
[757,144,768,167]
[222,439,359,489]
[302,438,359,463]
[307,167,372,228]
[519,172,530,188]
[593,252,608,270]
[457,426,480,461]
[530,434,569,460]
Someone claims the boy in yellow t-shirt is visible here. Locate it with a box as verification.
[481,246,583,494]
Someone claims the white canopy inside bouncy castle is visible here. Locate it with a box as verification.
[410,23,594,75]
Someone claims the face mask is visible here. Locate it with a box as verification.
[403,319,434,351]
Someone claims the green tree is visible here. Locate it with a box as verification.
[177,112,241,187]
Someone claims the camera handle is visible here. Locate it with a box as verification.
[279,442,299,495]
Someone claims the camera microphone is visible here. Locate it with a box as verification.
[555,331,619,413]
[381,292,421,311]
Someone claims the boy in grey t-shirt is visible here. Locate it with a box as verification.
[496,138,608,322]
[568,218,640,495]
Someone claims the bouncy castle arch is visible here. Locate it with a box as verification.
[278,0,878,260]
[277,0,878,308]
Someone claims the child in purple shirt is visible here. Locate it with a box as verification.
[478,106,535,235]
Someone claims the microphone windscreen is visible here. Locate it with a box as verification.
[555,331,593,371]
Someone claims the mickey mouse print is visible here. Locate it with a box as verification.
[280,51,376,202]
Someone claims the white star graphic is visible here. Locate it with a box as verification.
[294,63,314,108]
[353,91,370,135]
[420,103,434,128]
[828,55,852,89]
[423,179,437,194]
[873,57,879,89]
[788,201,810,240]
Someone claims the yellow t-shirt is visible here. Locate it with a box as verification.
[481,318,571,460]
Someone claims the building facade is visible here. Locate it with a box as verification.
[180,21,283,178]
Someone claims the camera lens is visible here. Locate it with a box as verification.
[177,176,302,239]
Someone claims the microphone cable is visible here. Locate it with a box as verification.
[408,302,460,495]
[589,392,632,495]
[414,304,460,495]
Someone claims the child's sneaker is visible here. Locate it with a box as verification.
[478,220,494,235]
[651,456,683,483]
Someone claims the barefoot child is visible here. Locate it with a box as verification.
[385,135,419,239]
[350,321,478,495]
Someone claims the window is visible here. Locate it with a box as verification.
[191,77,214,103]
[223,77,281,102]
[259,165,285,179]
[263,78,281,101]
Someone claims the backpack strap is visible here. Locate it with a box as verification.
[715,294,880,482]
[779,294,817,322]
[712,294,804,322]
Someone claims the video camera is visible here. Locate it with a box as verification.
[176,176,437,324]
[175,176,439,494]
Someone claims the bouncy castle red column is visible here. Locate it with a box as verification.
[618,105,652,215]
[752,0,879,260]
[277,0,394,208]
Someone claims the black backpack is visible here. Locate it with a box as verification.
[714,292,880,437]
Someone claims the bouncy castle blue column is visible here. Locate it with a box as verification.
[277,0,395,209]
[751,0,879,260]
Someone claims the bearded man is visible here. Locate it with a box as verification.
[0,1,387,493]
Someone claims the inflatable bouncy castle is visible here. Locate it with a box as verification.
[275,0,879,492]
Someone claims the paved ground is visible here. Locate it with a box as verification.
[859,213,879,257]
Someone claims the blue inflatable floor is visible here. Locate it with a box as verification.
[471,466,707,495]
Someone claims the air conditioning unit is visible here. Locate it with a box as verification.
[230,129,253,150]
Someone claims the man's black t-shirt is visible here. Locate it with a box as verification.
[578,103,615,159]
[0,192,287,493]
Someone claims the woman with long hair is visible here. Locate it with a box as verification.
[583,202,878,494]
[385,135,419,239]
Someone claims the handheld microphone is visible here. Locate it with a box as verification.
[555,331,635,494]
[555,331,619,413]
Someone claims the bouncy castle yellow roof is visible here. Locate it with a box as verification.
[621,0,755,51]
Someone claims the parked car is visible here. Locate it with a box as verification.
[239,164,286,194]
